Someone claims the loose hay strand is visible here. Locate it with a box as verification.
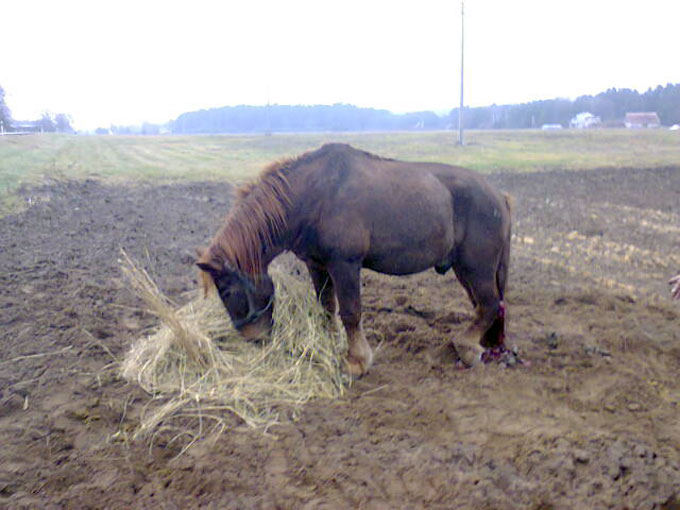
[119,250,347,442]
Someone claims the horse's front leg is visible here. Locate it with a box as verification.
[327,260,373,377]
[306,262,338,334]
[306,262,336,316]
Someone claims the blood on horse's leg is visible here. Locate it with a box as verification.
[480,300,506,348]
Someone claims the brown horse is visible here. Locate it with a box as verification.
[197,143,512,375]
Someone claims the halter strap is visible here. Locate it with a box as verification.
[232,292,274,329]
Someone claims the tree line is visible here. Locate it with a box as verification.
[2,82,679,135]
[0,85,11,130]
[170,104,445,134]
[452,83,680,129]
[0,84,73,133]
[170,83,680,134]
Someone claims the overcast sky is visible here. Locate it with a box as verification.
[3,0,680,130]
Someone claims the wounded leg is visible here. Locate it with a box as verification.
[480,300,510,363]
[477,302,525,366]
[452,263,503,367]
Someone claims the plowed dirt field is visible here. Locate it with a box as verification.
[2,166,680,509]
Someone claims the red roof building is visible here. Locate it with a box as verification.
[624,112,661,128]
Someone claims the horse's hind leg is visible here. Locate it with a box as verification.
[453,260,504,366]
[326,260,373,377]
[480,236,510,349]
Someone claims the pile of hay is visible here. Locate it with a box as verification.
[119,251,347,442]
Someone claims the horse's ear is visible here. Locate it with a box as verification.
[196,261,220,298]
[196,246,220,276]
[196,261,218,276]
[197,266,216,297]
[196,247,221,298]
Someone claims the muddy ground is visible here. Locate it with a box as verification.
[1,165,680,509]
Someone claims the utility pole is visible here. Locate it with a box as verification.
[458,0,465,145]
[265,100,272,137]
[265,86,272,137]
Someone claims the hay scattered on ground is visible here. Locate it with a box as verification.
[119,250,347,442]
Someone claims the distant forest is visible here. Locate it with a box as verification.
[169,104,444,134]
[166,83,680,135]
[454,83,680,129]
[2,82,679,135]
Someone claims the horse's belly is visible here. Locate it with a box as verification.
[363,212,454,275]
[364,247,450,275]
[317,169,455,274]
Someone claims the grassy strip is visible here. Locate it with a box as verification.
[2,129,679,212]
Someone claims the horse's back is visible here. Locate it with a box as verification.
[289,145,509,276]
[299,148,456,274]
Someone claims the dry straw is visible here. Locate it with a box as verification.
[119,250,347,442]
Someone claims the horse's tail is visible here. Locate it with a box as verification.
[496,193,513,301]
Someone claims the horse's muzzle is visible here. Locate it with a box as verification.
[236,311,274,341]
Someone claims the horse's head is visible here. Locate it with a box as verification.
[197,256,274,341]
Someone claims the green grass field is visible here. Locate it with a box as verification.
[1,129,679,214]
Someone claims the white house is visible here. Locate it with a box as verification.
[570,112,601,129]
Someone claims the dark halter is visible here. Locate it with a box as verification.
[232,292,274,329]
[229,272,274,330]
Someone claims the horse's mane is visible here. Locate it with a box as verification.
[202,155,300,276]
[200,144,389,276]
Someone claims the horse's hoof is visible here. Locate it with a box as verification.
[344,364,369,379]
[345,356,371,378]
[456,347,482,368]
[481,345,525,367]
